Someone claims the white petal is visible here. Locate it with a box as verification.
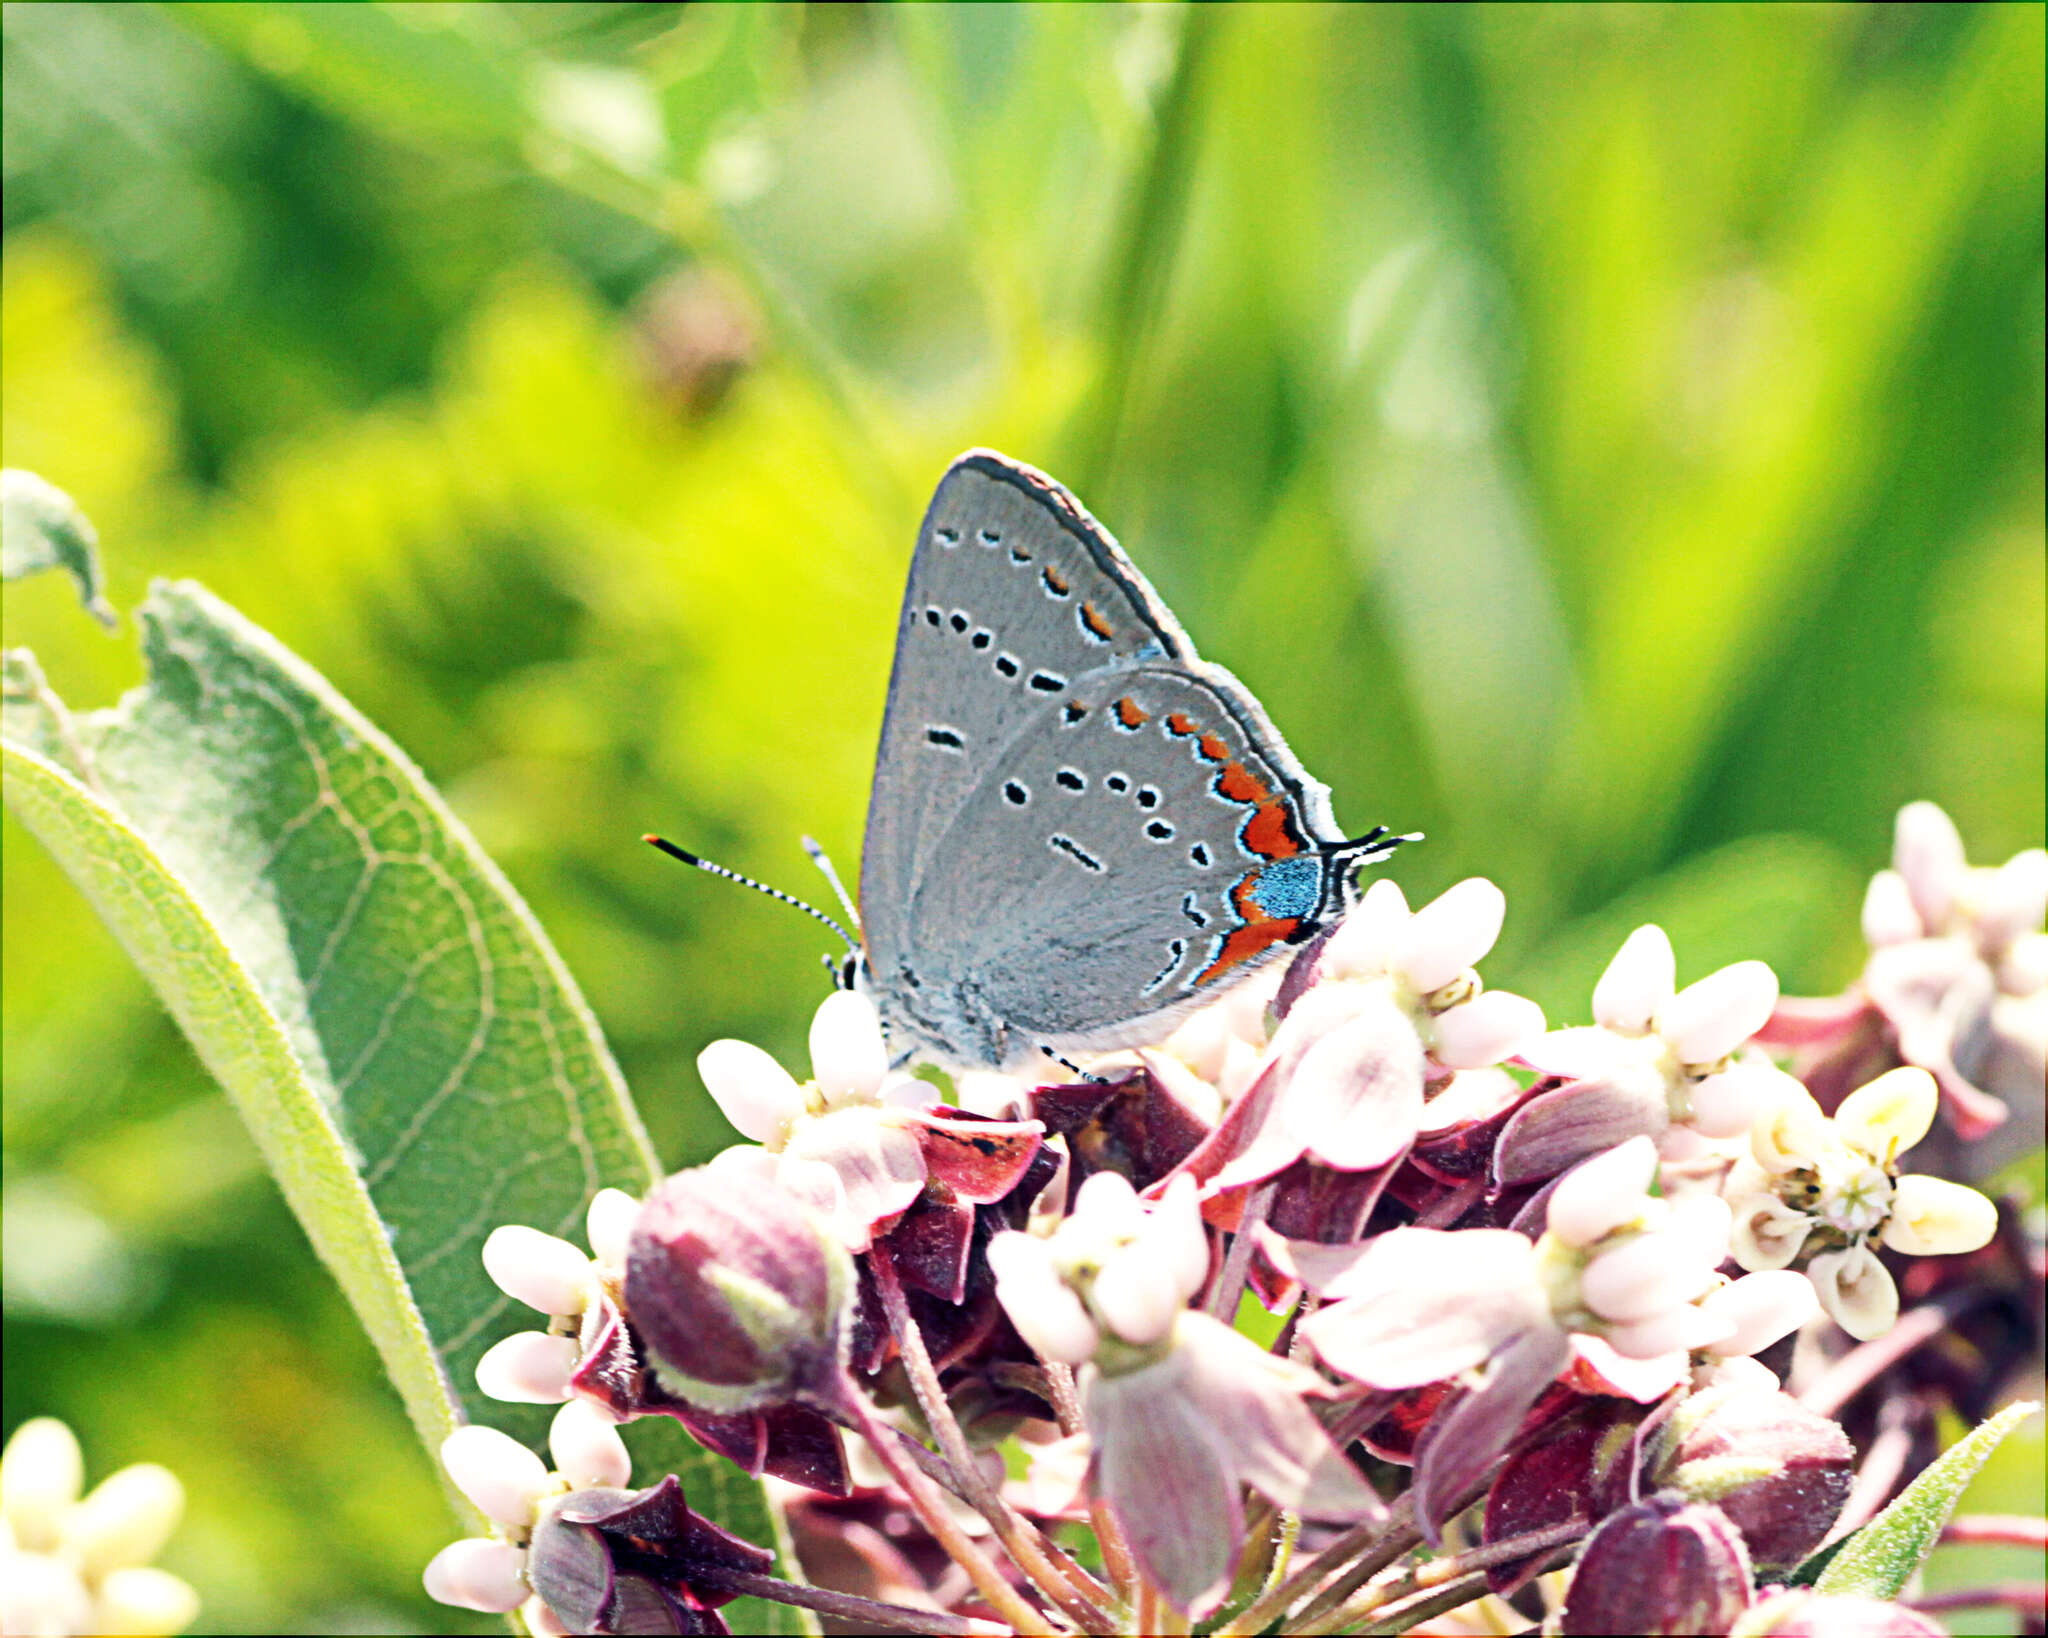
[1094,1245,1184,1345]
[1861,870,1924,946]
[1,1416,84,1549]
[1667,1192,1734,1269]
[441,1425,553,1529]
[1697,1270,1819,1358]
[1581,1227,1721,1323]
[1072,1169,1145,1239]
[1431,990,1545,1070]
[1834,1067,1937,1165]
[988,1233,1100,1364]
[548,1400,632,1490]
[1728,1195,1814,1272]
[584,1188,640,1270]
[1593,925,1677,1032]
[1683,1062,1779,1140]
[1151,1174,1212,1306]
[61,1464,184,1579]
[809,989,889,1105]
[954,1071,1028,1118]
[93,1565,202,1636]
[482,1225,593,1318]
[1807,1245,1899,1341]
[1657,961,1780,1065]
[3,1551,94,1634]
[2000,931,2048,996]
[1599,1305,1734,1360]
[1545,1135,1660,1249]
[1323,878,1411,978]
[1397,878,1507,993]
[1894,801,1967,932]
[424,1538,530,1613]
[697,1039,806,1145]
[1880,1174,1997,1257]
[475,1332,579,1404]
[1750,1078,1831,1174]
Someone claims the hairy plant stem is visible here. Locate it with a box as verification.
[1219,1495,1418,1637]
[693,1564,1008,1636]
[829,1372,1059,1637]
[1347,1568,1491,1636]
[1798,1293,1974,1418]
[1294,1519,1588,1636]
[1205,1180,1275,1320]
[1040,1360,1141,1605]
[870,1249,1118,1634]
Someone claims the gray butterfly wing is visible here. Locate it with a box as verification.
[896,663,1349,1068]
[859,451,1194,997]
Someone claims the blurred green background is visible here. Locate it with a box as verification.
[3,4,2041,1632]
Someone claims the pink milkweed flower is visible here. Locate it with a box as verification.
[1298,1137,1815,1538]
[698,990,1042,1251]
[1497,925,1784,1185]
[987,1172,1381,1613]
[1188,878,1546,1193]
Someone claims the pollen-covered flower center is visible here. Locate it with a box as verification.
[1811,1153,1893,1237]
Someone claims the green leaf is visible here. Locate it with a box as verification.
[1803,1401,2040,1599]
[2,468,116,628]
[3,578,797,1629]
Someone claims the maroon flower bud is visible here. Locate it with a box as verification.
[1484,1397,1646,1592]
[1647,1384,1854,1571]
[527,1475,772,1636]
[1734,1590,1946,1637]
[1561,1494,1753,1636]
[624,1168,852,1414]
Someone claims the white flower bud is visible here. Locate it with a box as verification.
[1323,878,1410,978]
[1593,925,1677,1033]
[1697,1270,1820,1358]
[1894,801,1966,932]
[1601,1303,1736,1360]
[483,1225,594,1318]
[1834,1067,1937,1167]
[1807,1244,1899,1340]
[1581,1224,1721,1324]
[61,1464,184,1580]
[809,989,889,1107]
[1546,1135,1660,1249]
[1879,1174,1997,1257]
[1977,849,2048,949]
[1728,1195,1814,1272]
[1,1416,84,1550]
[697,1039,806,1146]
[988,1232,1099,1364]
[1431,990,1546,1070]
[584,1188,640,1270]
[1656,961,1779,1065]
[424,1537,531,1613]
[1397,878,1507,993]
[548,1400,631,1491]
[1151,1175,1211,1306]
[1860,869,1924,946]
[1684,1062,1778,1140]
[475,1332,580,1404]
[441,1425,553,1530]
[93,1566,202,1636]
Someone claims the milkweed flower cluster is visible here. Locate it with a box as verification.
[0,1417,198,1638]
[422,799,2035,1636]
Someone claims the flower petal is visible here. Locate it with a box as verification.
[781,1108,927,1247]
[1697,1270,1819,1358]
[483,1226,594,1319]
[1094,1245,1184,1346]
[697,1039,806,1146]
[476,1332,579,1404]
[1598,1304,1734,1360]
[1413,1327,1571,1544]
[1861,869,1924,947]
[1657,961,1779,1065]
[584,1189,640,1270]
[1494,1074,1668,1188]
[1879,1174,1996,1256]
[1593,925,1677,1033]
[1544,1135,1659,1249]
[1,1417,85,1549]
[1581,1226,1719,1324]
[62,1464,185,1579]
[548,1401,631,1491]
[1979,848,2048,949]
[424,1538,531,1613]
[441,1426,552,1530]
[1894,801,1967,932]
[1323,878,1411,979]
[1397,878,1507,993]
[1682,1061,1780,1140]
[1728,1195,1814,1272]
[988,1233,1099,1365]
[1806,1245,1899,1341]
[1834,1067,1937,1166]
[1750,1079,1831,1175]
[809,989,888,1106]
[1432,991,1546,1071]
[1287,994,1428,1171]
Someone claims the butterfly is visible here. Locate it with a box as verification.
[853,450,1406,1071]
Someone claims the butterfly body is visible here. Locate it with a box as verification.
[856,451,1398,1071]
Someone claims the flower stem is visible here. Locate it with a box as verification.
[828,1372,1060,1637]
[870,1248,1119,1634]
[1295,1519,1587,1636]
[1205,1180,1274,1320]
[1041,1361,1140,1605]
[692,1565,1009,1635]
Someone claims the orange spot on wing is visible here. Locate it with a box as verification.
[1242,800,1305,860]
[1042,565,1069,596]
[1115,697,1150,729]
[1080,601,1115,640]
[1213,760,1270,804]
[1193,913,1303,985]
[1165,712,1200,738]
[1196,731,1231,763]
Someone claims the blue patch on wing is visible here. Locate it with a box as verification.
[1249,855,1321,919]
